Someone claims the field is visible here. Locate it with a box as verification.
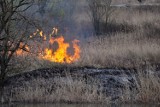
[78,5,160,69]
[2,0,160,104]
[12,4,160,72]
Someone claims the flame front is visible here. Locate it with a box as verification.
[43,36,80,63]
[16,27,81,64]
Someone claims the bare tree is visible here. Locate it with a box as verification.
[87,0,112,35]
[0,0,35,101]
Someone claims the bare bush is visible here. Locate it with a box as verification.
[0,0,40,102]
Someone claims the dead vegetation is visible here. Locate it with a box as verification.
[3,68,160,104]
[6,75,109,103]
[76,5,160,69]
[8,1,160,71]
[2,1,160,104]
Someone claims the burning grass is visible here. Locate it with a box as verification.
[12,5,160,70]
[16,27,80,65]
[43,36,80,64]
[12,33,160,72]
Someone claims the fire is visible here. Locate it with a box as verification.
[43,36,80,63]
[49,27,58,38]
[16,43,30,55]
[16,49,23,55]
[16,27,81,64]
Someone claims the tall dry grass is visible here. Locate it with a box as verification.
[5,68,160,104]
[7,76,109,103]
[120,67,160,103]
[135,72,160,103]
[75,5,160,68]
[77,34,160,68]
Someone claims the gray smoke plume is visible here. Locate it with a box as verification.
[27,0,94,38]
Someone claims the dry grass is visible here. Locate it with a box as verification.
[120,67,160,103]
[8,76,109,103]
[5,68,160,104]
[5,4,160,104]
[75,5,160,68]
[10,5,160,70]
[77,34,160,68]
[135,72,160,103]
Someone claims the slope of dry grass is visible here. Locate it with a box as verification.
[121,67,160,103]
[4,69,160,104]
[75,5,160,69]
[6,76,109,103]
[78,35,160,68]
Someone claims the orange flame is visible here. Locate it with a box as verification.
[50,27,58,37]
[43,36,80,63]
[16,43,30,55]
[16,49,23,55]
[16,27,81,64]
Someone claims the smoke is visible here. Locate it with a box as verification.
[18,0,95,60]
[26,0,94,38]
